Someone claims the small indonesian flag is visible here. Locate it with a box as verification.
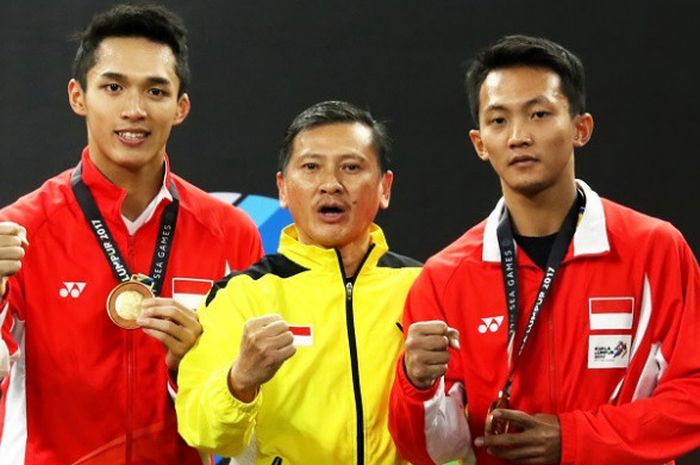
[172,278,214,310]
[589,297,634,330]
[289,325,313,347]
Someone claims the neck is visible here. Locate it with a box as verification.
[90,155,166,221]
[503,179,577,237]
[119,169,164,221]
[337,236,372,278]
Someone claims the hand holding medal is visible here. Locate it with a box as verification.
[475,409,561,464]
[106,274,155,329]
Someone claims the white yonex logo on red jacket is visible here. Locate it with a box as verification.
[478,316,504,333]
[59,282,86,298]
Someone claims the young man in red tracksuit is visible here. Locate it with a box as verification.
[389,35,700,465]
[0,5,262,464]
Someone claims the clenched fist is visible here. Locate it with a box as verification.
[0,222,28,297]
[404,320,459,390]
[228,314,296,402]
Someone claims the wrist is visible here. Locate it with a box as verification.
[228,366,258,403]
[0,277,7,298]
[404,359,436,390]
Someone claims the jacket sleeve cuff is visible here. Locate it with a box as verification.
[0,283,9,310]
[558,411,577,465]
[213,365,262,419]
[396,354,441,401]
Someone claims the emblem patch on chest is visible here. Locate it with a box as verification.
[289,325,313,347]
[588,335,631,369]
[171,278,214,310]
[589,297,634,330]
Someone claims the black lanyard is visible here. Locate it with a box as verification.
[70,162,179,296]
[495,191,583,396]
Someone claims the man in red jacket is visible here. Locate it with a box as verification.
[0,4,262,464]
[389,35,700,465]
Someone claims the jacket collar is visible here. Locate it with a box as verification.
[77,147,174,223]
[482,179,610,263]
[278,223,390,275]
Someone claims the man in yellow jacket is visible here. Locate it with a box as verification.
[176,100,422,464]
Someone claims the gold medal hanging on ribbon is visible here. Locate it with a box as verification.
[106,274,155,329]
[71,162,179,330]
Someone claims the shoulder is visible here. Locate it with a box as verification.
[424,219,487,272]
[602,198,687,248]
[204,253,308,306]
[0,169,74,235]
[377,251,422,269]
[170,174,259,237]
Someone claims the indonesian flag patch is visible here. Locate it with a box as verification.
[289,325,313,347]
[172,278,214,310]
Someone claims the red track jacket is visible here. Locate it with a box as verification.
[0,149,263,464]
[389,181,700,465]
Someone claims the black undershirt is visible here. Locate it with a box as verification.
[513,192,584,270]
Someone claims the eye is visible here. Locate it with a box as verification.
[148,88,168,97]
[301,162,319,171]
[104,83,122,93]
[489,117,506,126]
[343,163,361,172]
[532,110,550,119]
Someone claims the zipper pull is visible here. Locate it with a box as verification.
[345,281,353,300]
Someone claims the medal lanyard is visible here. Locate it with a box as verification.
[70,162,179,296]
[495,192,583,397]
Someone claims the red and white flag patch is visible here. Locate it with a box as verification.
[172,278,214,310]
[289,325,313,347]
[589,297,634,330]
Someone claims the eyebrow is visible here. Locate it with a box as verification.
[98,72,172,87]
[484,96,552,113]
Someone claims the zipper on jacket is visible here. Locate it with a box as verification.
[271,457,283,465]
[336,244,374,465]
[125,234,136,465]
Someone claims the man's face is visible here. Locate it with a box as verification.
[276,122,393,253]
[68,37,190,180]
[469,66,592,198]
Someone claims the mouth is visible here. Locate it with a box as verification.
[509,155,538,166]
[115,130,150,145]
[317,203,347,222]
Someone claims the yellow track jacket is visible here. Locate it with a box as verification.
[176,224,421,465]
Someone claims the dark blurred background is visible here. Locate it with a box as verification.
[0,1,698,462]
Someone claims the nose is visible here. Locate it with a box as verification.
[120,91,147,120]
[508,120,532,148]
[319,170,343,194]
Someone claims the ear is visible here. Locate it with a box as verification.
[276,171,288,208]
[378,170,394,210]
[573,113,594,148]
[469,129,490,161]
[67,79,87,116]
[172,93,191,126]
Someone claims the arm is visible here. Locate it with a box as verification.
[558,227,700,465]
[388,268,472,465]
[175,276,294,456]
[0,222,27,379]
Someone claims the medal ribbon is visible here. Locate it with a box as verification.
[71,162,179,296]
[495,190,583,397]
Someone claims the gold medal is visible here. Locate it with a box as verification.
[106,275,154,329]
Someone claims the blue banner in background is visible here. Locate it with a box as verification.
[211,192,293,254]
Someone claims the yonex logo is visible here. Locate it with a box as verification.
[478,316,504,334]
[59,282,86,298]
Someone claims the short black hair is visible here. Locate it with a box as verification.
[72,4,190,96]
[278,101,391,173]
[465,35,586,125]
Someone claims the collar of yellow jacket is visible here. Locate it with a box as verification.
[278,223,389,274]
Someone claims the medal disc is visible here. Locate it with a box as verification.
[106,279,154,329]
